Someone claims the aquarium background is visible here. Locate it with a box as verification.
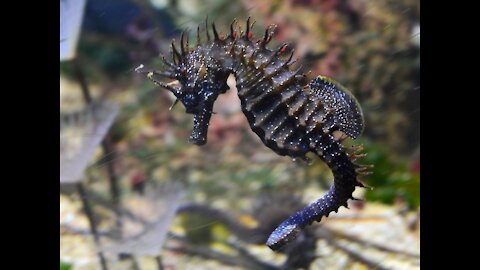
[60,0,420,269]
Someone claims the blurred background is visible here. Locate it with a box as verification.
[60,0,420,269]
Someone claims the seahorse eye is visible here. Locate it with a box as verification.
[199,81,216,99]
[181,93,199,113]
[183,93,197,105]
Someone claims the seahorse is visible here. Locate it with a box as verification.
[137,18,371,251]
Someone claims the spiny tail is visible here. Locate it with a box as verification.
[266,133,370,251]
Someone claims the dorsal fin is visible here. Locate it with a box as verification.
[310,76,364,139]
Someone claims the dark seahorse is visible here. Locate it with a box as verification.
[136,18,371,251]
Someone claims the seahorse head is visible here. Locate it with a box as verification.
[173,47,231,145]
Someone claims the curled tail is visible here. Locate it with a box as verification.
[266,76,371,250]
[267,134,370,250]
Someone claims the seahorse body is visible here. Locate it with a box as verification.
[138,18,371,251]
